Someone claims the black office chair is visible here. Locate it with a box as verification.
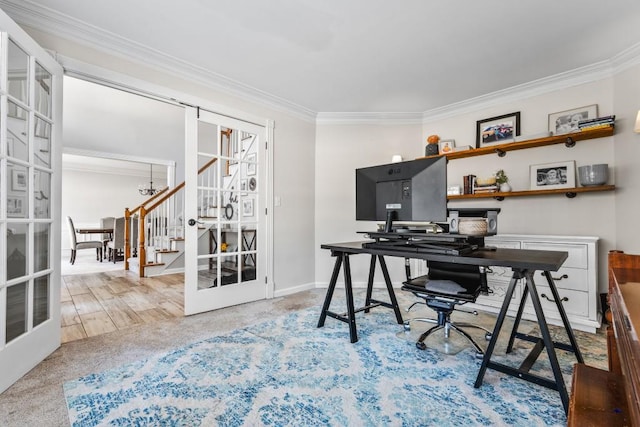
[401,260,492,357]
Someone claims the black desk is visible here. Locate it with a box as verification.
[318,240,584,414]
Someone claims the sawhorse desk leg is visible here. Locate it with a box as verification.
[317,252,403,343]
[474,269,583,414]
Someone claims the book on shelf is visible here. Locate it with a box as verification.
[578,115,615,131]
[579,123,614,131]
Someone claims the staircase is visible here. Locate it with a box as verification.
[124,158,218,277]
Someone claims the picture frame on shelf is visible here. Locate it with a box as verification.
[7,196,25,217]
[529,160,576,190]
[476,112,521,148]
[11,169,27,191]
[438,139,455,155]
[548,104,598,135]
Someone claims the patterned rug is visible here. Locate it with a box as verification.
[64,307,606,426]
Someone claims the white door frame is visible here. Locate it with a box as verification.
[57,58,275,301]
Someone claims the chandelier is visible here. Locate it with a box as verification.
[138,164,159,196]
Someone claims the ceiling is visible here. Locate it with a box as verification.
[3,0,640,117]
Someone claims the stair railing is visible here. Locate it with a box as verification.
[124,157,219,277]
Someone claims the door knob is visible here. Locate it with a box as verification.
[188,219,203,226]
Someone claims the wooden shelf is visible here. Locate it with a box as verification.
[418,126,614,161]
[448,185,615,201]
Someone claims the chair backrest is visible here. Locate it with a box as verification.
[100,217,115,240]
[112,217,125,249]
[427,260,488,295]
[66,216,78,249]
[129,217,138,248]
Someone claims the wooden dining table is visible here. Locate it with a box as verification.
[75,227,113,237]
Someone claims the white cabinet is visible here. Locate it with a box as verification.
[471,234,600,333]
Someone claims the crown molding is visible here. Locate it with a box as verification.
[315,112,423,125]
[0,0,317,123]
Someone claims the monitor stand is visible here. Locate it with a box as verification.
[384,210,396,233]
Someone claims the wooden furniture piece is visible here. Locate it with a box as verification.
[475,234,600,333]
[567,250,640,425]
[422,126,615,200]
[319,241,582,413]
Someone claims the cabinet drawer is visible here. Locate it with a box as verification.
[525,286,589,318]
[485,238,521,250]
[535,268,588,292]
[522,242,588,269]
[477,279,520,307]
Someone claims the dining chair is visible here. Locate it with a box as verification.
[100,216,115,255]
[66,216,103,264]
[107,216,125,263]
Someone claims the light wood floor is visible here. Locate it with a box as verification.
[61,270,185,343]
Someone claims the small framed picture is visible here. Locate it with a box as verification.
[438,139,455,155]
[242,199,254,217]
[529,160,576,190]
[12,169,27,191]
[548,104,598,135]
[246,153,257,176]
[7,196,25,217]
[476,112,521,148]
[240,179,248,192]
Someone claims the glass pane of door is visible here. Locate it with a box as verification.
[0,13,63,394]
[184,107,267,315]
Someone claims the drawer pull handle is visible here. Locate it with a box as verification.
[541,293,568,303]
[540,272,569,281]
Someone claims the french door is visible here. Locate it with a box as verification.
[184,107,272,315]
[0,10,63,393]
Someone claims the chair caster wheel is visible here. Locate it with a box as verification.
[485,332,492,340]
[416,341,427,350]
[475,352,484,360]
[403,322,411,332]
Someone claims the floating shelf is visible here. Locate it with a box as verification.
[418,126,614,161]
[448,185,615,201]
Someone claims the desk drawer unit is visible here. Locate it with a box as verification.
[478,235,600,333]
[477,239,521,309]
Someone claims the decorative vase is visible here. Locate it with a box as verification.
[499,182,512,192]
[425,144,439,156]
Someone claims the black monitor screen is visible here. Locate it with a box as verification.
[356,157,447,226]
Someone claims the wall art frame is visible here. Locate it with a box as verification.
[529,160,576,190]
[476,112,521,148]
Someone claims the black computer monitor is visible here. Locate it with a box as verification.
[355,157,447,232]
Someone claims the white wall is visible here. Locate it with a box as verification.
[315,78,620,294]
[315,123,423,285]
[612,63,640,254]
[61,165,167,250]
[26,26,318,295]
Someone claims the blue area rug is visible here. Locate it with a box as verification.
[64,308,605,426]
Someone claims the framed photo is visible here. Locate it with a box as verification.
[476,112,521,148]
[438,139,455,155]
[529,160,576,190]
[548,104,598,135]
[7,196,25,217]
[242,199,254,217]
[246,153,256,176]
[240,179,248,193]
[11,169,27,191]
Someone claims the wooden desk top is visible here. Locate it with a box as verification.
[321,240,568,272]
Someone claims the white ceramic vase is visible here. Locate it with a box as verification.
[500,182,512,192]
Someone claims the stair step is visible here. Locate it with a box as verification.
[156,249,179,254]
[144,262,165,267]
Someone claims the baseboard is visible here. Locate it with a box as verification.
[274,282,316,298]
